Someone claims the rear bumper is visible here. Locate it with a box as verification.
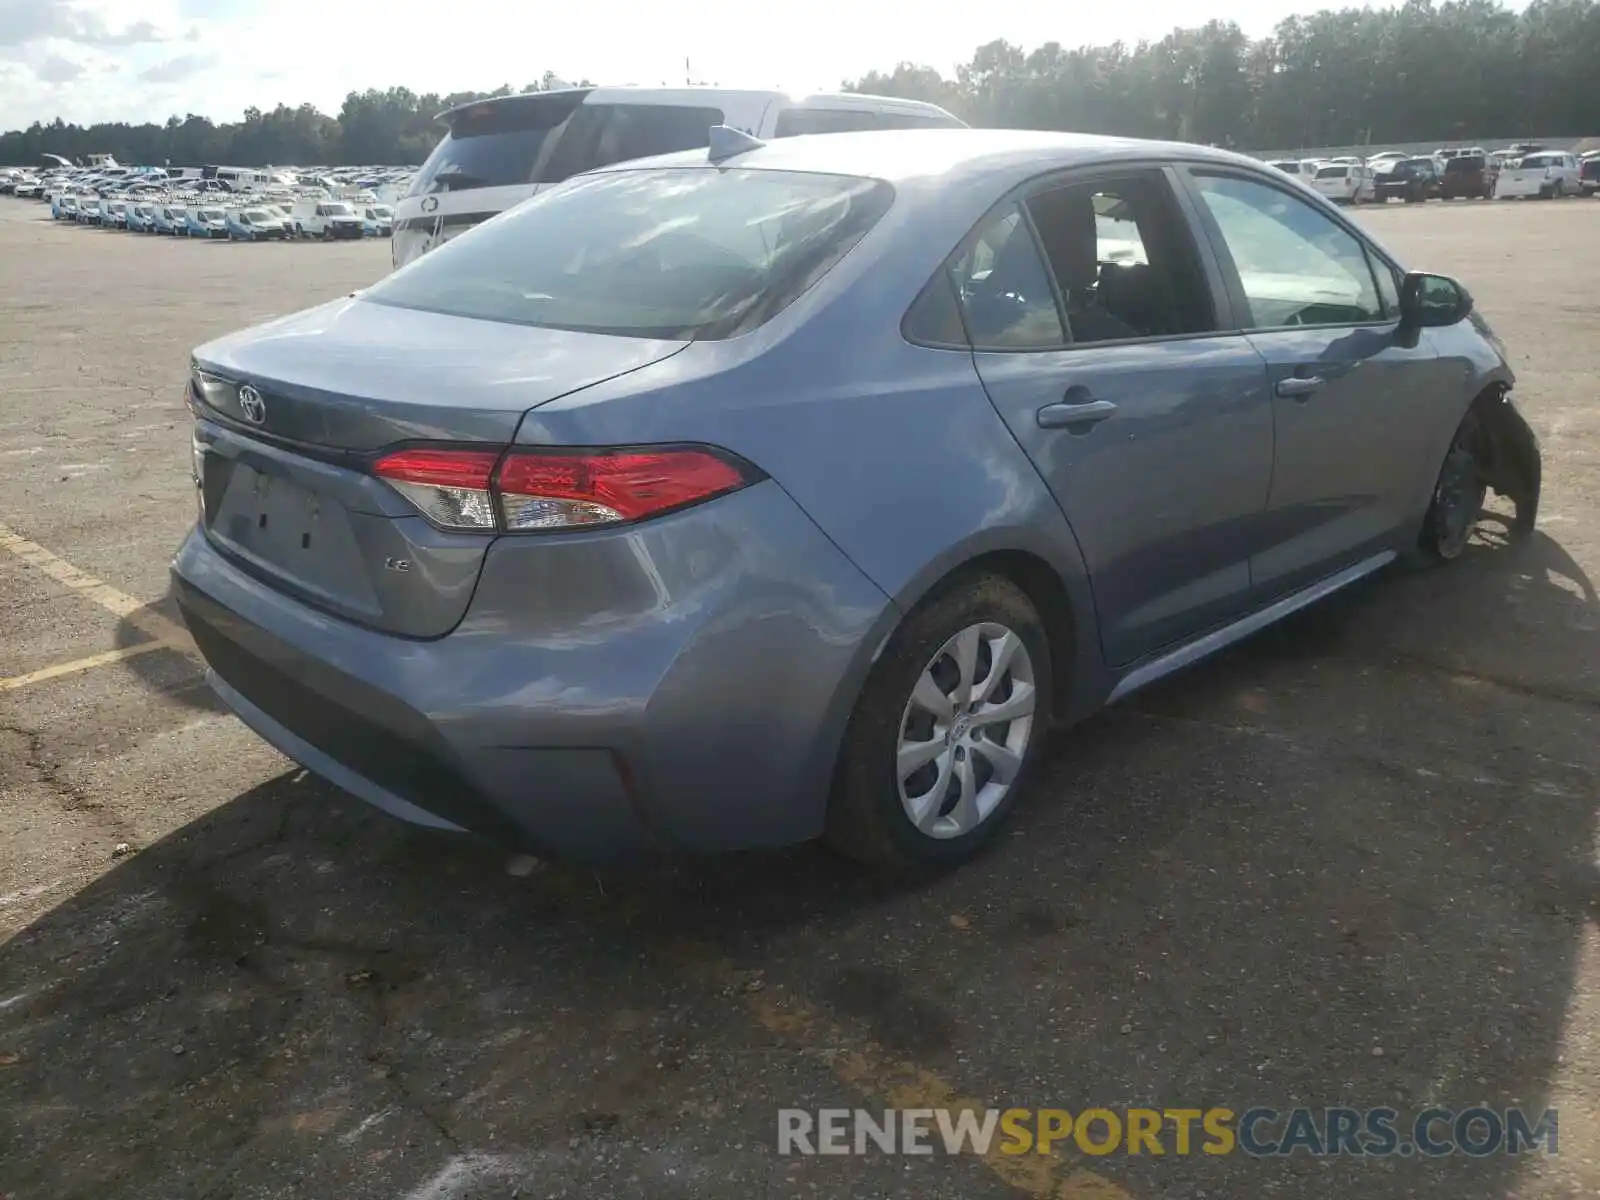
[1495,177,1550,198]
[171,480,893,862]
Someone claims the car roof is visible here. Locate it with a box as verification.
[592,127,1270,189]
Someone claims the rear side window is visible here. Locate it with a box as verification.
[534,104,726,182]
[947,207,1066,350]
[1025,172,1215,343]
[410,92,589,197]
[366,168,892,339]
[774,108,881,136]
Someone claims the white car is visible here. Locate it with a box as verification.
[1310,162,1377,204]
[391,85,964,271]
[1495,151,1582,199]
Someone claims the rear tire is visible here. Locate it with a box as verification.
[826,574,1054,875]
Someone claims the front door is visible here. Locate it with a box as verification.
[1183,170,1453,597]
[955,170,1274,668]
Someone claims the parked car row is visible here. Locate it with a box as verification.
[1266,145,1600,203]
[30,184,392,240]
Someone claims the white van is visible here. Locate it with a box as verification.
[290,198,366,239]
[390,85,965,270]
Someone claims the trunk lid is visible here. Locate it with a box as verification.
[191,298,688,637]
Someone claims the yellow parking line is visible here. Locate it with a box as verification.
[668,946,1136,1199]
[0,521,195,653]
[0,641,174,692]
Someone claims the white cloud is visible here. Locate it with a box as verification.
[34,52,85,83]
[137,51,216,83]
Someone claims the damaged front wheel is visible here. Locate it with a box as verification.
[1418,392,1542,563]
[1422,411,1488,561]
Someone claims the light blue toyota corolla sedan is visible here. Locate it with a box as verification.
[172,129,1541,872]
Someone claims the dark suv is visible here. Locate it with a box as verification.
[1376,157,1441,202]
[1440,154,1497,199]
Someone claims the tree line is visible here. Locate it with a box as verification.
[849,0,1600,150]
[3,0,1598,168]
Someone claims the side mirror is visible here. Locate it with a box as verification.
[1400,271,1474,328]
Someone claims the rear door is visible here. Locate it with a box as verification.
[1180,168,1451,597]
[958,167,1274,667]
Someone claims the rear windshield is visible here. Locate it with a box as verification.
[409,91,589,197]
[1445,156,1485,172]
[1315,166,1348,178]
[533,103,727,183]
[366,168,893,340]
[1518,154,1559,168]
[1400,158,1432,171]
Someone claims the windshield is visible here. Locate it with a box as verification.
[410,91,589,196]
[199,208,224,220]
[367,168,894,340]
[244,209,271,221]
[323,203,353,215]
[370,205,392,217]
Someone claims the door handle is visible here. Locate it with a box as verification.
[1275,375,1325,399]
[1037,398,1119,430]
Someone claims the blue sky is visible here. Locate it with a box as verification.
[0,0,1531,133]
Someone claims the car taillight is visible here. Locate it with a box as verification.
[371,446,756,533]
[372,447,500,530]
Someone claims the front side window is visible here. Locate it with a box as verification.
[947,206,1066,350]
[1192,174,1383,328]
[366,168,892,340]
[534,104,726,183]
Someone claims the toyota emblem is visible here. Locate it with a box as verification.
[237,385,266,424]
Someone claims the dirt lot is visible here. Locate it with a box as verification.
[1,197,1597,1200]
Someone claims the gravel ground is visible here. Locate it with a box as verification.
[1,195,1598,1200]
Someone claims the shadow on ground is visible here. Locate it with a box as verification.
[9,522,1598,1200]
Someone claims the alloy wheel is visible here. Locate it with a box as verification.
[895,622,1037,839]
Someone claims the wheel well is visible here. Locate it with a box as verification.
[935,549,1079,715]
